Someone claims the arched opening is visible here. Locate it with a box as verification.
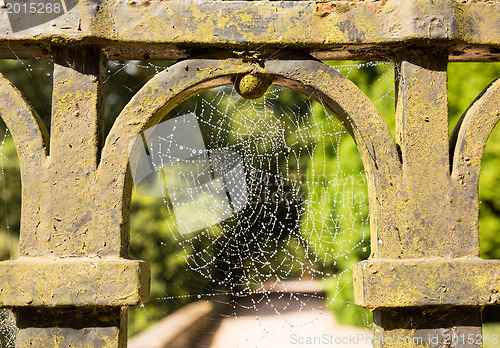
[448,61,500,341]
[117,57,399,345]
[128,84,372,344]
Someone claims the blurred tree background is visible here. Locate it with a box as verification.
[0,58,498,341]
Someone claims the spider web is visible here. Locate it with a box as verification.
[151,88,350,287]
[126,61,393,346]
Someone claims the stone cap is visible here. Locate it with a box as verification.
[0,257,150,307]
[354,258,500,309]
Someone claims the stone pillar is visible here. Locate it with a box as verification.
[354,49,492,347]
[0,46,149,348]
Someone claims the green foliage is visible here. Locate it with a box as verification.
[104,61,173,134]
[482,322,500,348]
[478,119,500,260]
[447,62,500,261]
[0,60,53,128]
[128,191,213,336]
[0,136,20,261]
[301,61,395,326]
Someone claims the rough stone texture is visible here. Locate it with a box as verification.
[354,259,500,308]
[372,307,482,348]
[14,307,127,348]
[0,0,499,61]
[353,48,487,347]
[0,258,150,307]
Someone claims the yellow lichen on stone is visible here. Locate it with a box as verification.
[235,73,272,99]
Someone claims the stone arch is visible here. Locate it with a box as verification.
[96,55,401,240]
